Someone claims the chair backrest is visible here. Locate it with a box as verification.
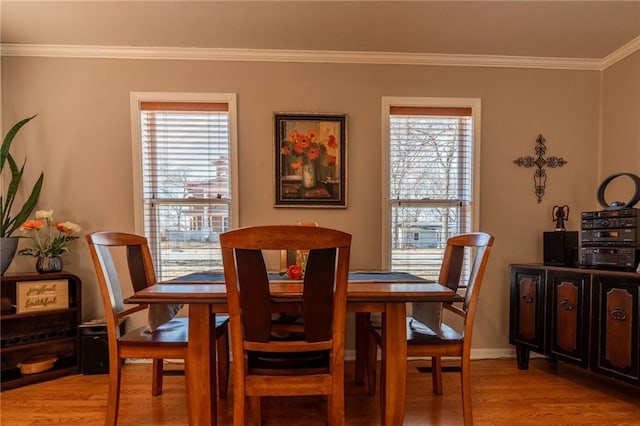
[86,232,156,339]
[220,225,351,370]
[280,221,319,270]
[411,233,493,336]
[440,232,493,311]
[437,232,494,344]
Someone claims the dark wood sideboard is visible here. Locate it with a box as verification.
[0,272,82,390]
[509,264,639,386]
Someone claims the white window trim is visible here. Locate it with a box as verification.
[381,96,482,270]
[129,92,239,234]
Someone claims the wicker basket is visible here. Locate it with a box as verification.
[17,354,58,374]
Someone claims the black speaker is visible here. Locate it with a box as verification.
[544,231,579,266]
[80,333,109,374]
[80,320,125,375]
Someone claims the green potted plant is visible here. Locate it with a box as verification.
[1,115,44,275]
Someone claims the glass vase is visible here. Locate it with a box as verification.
[302,161,316,188]
[36,256,63,274]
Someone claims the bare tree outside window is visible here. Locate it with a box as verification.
[389,113,472,280]
[140,108,232,280]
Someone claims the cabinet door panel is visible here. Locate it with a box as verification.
[592,275,639,385]
[510,268,545,352]
[605,288,633,369]
[556,282,578,352]
[547,271,590,366]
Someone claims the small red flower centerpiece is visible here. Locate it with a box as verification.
[286,264,303,280]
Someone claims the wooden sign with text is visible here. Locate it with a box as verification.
[16,279,69,313]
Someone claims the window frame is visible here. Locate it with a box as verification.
[381,96,481,271]
[129,92,239,272]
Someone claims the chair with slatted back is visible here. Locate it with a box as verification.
[276,221,319,330]
[220,225,351,426]
[279,221,319,271]
[366,232,494,426]
[86,231,230,426]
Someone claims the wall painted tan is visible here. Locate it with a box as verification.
[2,57,603,354]
[600,51,640,205]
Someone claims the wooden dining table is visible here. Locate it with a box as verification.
[126,271,460,425]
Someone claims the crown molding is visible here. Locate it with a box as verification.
[601,35,640,69]
[0,42,625,71]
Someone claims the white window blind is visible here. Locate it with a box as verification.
[140,101,231,280]
[388,105,474,281]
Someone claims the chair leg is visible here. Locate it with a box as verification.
[328,359,346,426]
[431,356,443,395]
[249,396,262,426]
[216,324,230,399]
[461,356,473,426]
[106,356,122,426]
[327,392,346,426]
[151,358,163,396]
[232,383,246,426]
[366,331,378,397]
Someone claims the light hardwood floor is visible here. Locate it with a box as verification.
[1,359,639,425]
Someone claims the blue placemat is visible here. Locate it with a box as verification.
[169,270,425,283]
[347,271,426,282]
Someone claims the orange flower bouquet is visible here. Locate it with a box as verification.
[18,210,81,258]
[280,128,338,189]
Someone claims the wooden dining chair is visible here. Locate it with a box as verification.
[279,221,319,271]
[366,232,494,426]
[220,225,351,426]
[86,231,230,426]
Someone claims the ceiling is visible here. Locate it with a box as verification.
[1,1,639,60]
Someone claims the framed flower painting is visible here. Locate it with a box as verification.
[274,113,347,207]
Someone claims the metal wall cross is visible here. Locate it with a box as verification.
[514,134,567,203]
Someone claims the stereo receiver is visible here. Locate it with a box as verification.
[580,247,638,269]
[580,208,639,270]
[581,228,640,246]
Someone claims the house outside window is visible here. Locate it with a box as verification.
[131,93,238,280]
[382,97,481,282]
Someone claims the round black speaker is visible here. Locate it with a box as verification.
[596,172,640,210]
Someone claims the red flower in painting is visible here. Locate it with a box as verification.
[287,130,299,143]
[297,134,311,148]
[327,134,337,149]
[307,129,318,141]
[293,141,305,154]
[290,159,302,170]
[306,144,319,160]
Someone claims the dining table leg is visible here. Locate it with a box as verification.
[381,302,407,425]
[187,303,216,425]
[354,312,370,385]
